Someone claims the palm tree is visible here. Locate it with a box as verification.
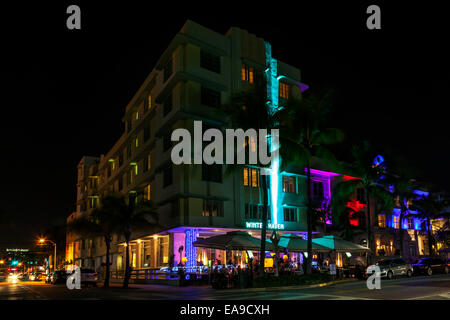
[223,77,275,277]
[385,171,418,258]
[330,141,393,264]
[116,192,158,288]
[277,93,344,274]
[413,195,443,257]
[67,196,124,288]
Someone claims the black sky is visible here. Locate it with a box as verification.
[0,1,449,248]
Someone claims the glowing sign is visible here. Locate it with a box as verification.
[245,221,285,230]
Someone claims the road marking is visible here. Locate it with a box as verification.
[406,291,450,300]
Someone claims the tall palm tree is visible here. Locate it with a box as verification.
[67,196,124,288]
[277,93,344,274]
[330,141,393,264]
[413,195,443,257]
[116,192,158,288]
[385,171,418,258]
[223,77,275,277]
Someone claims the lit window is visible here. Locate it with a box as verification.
[408,217,414,229]
[378,214,386,228]
[144,184,151,201]
[279,82,290,99]
[241,64,254,83]
[282,176,297,193]
[202,200,223,217]
[135,137,139,148]
[251,168,258,187]
[393,216,400,229]
[243,167,259,187]
[243,167,249,186]
[135,111,139,120]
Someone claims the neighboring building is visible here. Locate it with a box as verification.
[65,20,432,275]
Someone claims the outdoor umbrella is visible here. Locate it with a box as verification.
[269,233,330,253]
[311,235,370,253]
[193,231,274,251]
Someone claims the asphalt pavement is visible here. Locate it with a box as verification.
[0,274,449,300]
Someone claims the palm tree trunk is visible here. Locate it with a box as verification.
[365,187,373,265]
[306,164,313,275]
[123,234,131,288]
[427,217,433,256]
[399,206,405,258]
[259,174,268,277]
[104,235,111,288]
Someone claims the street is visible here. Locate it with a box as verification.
[1,274,449,300]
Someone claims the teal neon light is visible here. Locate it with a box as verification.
[265,41,280,225]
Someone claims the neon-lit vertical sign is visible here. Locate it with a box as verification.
[185,229,197,267]
[265,41,280,225]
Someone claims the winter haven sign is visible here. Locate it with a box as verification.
[245,221,285,230]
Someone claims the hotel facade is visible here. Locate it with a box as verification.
[65,20,431,275]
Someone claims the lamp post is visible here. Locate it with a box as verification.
[270,231,280,277]
[39,239,57,272]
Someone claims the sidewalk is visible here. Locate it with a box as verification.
[98,278,358,294]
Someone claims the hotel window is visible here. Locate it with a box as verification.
[163,134,172,152]
[378,214,386,228]
[118,175,123,191]
[243,167,260,187]
[202,200,224,217]
[282,175,297,193]
[241,64,254,83]
[127,169,133,185]
[202,164,222,183]
[118,152,123,167]
[312,181,325,200]
[163,57,172,82]
[200,50,221,73]
[127,118,132,133]
[393,215,400,229]
[127,142,132,159]
[143,154,151,173]
[144,95,151,113]
[143,121,151,142]
[163,93,172,116]
[144,184,151,201]
[245,204,261,219]
[201,86,221,108]
[357,188,366,203]
[163,166,172,188]
[279,82,290,99]
[283,207,298,222]
[408,217,414,229]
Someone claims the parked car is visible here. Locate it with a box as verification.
[367,258,413,279]
[0,272,8,281]
[412,257,449,276]
[80,268,98,286]
[30,272,46,281]
[50,270,68,284]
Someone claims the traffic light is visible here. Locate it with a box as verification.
[11,260,19,266]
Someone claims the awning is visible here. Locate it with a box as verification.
[312,235,370,253]
[193,231,274,251]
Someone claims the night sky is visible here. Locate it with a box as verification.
[1,2,448,248]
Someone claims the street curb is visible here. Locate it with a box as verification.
[218,279,357,293]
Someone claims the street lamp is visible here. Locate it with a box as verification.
[38,238,57,272]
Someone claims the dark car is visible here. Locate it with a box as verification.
[50,270,68,284]
[367,258,413,279]
[412,257,449,276]
[80,268,98,287]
